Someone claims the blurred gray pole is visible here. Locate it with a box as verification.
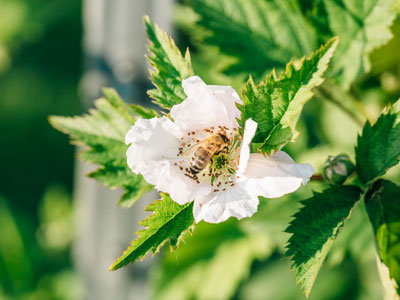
[74,1,175,300]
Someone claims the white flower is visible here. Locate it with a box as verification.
[125,76,314,223]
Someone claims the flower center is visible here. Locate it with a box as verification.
[213,153,227,170]
[175,125,241,192]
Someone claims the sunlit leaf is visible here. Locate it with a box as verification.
[145,15,194,110]
[154,222,271,300]
[323,0,397,89]
[109,193,194,270]
[49,88,152,207]
[239,38,338,154]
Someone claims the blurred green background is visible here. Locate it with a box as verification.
[1,0,400,299]
[0,0,82,299]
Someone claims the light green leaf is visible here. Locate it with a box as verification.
[285,185,362,296]
[365,180,400,296]
[323,0,397,89]
[239,38,338,154]
[393,98,400,124]
[144,15,194,110]
[187,0,317,79]
[129,103,159,119]
[49,88,152,208]
[355,104,400,184]
[109,193,194,271]
[155,232,271,300]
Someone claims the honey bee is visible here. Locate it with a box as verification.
[190,133,229,174]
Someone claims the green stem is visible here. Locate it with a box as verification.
[317,85,364,127]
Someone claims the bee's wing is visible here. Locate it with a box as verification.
[180,140,202,159]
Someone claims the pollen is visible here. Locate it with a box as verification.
[175,125,242,190]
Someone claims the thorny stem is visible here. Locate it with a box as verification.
[310,174,324,181]
[317,84,365,127]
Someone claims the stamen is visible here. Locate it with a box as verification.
[175,125,243,189]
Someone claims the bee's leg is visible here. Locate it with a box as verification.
[221,146,229,154]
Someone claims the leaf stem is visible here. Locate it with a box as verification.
[317,84,365,127]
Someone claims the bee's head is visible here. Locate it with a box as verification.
[218,133,229,143]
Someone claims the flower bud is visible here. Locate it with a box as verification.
[323,154,355,185]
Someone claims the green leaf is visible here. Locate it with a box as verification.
[159,235,270,300]
[355,105,400,184]
[365,180,400,295]
[239,38,338,154]
[187,0,317,79]
[285,185,362,296]
[129,103,160,119]
[323,0,397,89]
[144,15,194,110]
[49,88,152,208]
[109,193,194,271]
[154,228,271,300]
[393,98,400,124]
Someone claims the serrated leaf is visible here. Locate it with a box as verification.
[239,38,338,154]
[285,185,362,296]
[355,105,400,184]
[49,88,152,207]
[144,15,194,110]
[187,0,317,79]
[109,193,194,270]
[365,180,400,296]
[129,103,159,119]
[323,0,397,89]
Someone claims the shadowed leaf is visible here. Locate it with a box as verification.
[365,179,400,296]
[285,185,362,296]
[355,104,400,184]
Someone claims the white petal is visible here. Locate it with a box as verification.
[238,118,258,173]
[125,117,181,172]
[135,159,211,205]
[171,76,241,132]
[193,184,259,223]
[125,117,211,204]
[241,151,314,198]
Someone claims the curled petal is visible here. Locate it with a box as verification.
[238,118,258,173]
[193,185,259,223]
[171,76,241,132]
[241,151,314,198]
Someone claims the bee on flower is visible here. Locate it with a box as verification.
[125,76,314,223]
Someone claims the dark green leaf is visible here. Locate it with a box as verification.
[239,38,338,154]
[109,193,194,270]
[187,0,317,79]
[49,88,152,207]
[285,185,362,296]
[144,15,194,110]
[365,179,400,295]
[355,105,400,184]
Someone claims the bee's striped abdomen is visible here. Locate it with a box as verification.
[190,146,213,174]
